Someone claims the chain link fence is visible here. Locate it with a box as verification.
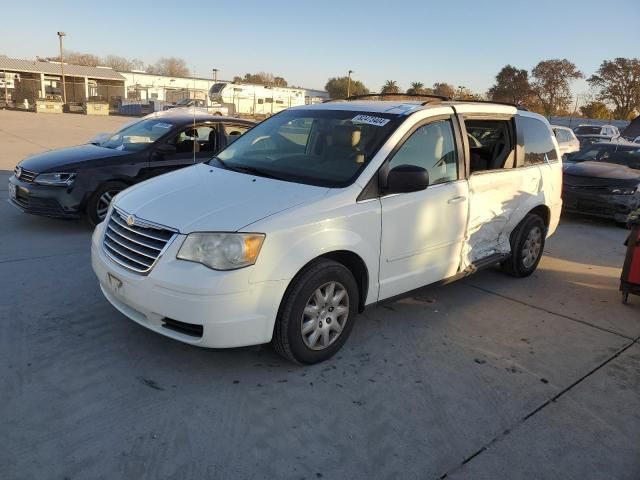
[2,76,125,112]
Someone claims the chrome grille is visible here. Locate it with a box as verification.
[15,167,38,183]
[102,208,177,274]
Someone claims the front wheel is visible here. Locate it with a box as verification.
[272,259,359,364]
[87,181,128,226]
[501,214,546,277]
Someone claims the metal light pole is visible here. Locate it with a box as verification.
[569,93,588,128]
[457,85,465,99]
[3,69,7,107]
[212,68,218,82]
[347,70,353,98]
[57,31,67,104]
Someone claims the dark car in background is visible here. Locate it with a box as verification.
[8,110,254,225]
[562,143,640,224]
[565,142,640,166]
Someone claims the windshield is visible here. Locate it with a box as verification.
[212,109,400,187]
[574,126,601,135]
[571,145,611,162]
[101,118,176,151]
[571,145,640,168]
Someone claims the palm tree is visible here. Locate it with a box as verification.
[381,80,400,94]
[407,81,424,95]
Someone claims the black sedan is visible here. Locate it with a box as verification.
[562,144,640,224]
[8,110,254,225]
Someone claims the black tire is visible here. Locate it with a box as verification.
[501,214,546,277]
[272,259,359,365]
[87,181,128,227]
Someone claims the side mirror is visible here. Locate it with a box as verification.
[385,165,429,194]
[154,144,177,157]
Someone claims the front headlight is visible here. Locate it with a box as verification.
[177,232,265,270]
[34,172,76,186]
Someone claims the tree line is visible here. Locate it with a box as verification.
[37,51,194,78]
[325,58,640,120]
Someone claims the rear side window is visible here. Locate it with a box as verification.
[554,129,568,142]
[517,116,558,165]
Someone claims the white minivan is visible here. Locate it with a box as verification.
[92,97,562,364]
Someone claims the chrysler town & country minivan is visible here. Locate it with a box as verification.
[91,96,562,364]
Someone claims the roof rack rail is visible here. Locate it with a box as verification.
[324,92,450,104]
[451,99,527,111]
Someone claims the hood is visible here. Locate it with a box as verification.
[563,161,640,183]
[19,144,130,172]
[114,163,329,233]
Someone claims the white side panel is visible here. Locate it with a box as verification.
[379,181,469,299]
[462,166,543,267]
[244,189,382,306]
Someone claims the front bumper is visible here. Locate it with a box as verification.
[7,174,83,218]
[91,222,289,348]
[562,189,640,223]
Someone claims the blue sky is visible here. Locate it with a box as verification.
[1,0,638,94]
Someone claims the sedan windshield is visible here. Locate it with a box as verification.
[571,145,640,169]
[101,119,176,151]
[212,110,400,187]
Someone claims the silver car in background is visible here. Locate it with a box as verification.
[552,125,580,157]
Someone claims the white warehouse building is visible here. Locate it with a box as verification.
[118,70,328,114]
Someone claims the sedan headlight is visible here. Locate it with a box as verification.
[34,172,76,186]
[177,233,265,270]
[608,185,637,195]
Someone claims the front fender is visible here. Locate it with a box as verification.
[247,200,381,305]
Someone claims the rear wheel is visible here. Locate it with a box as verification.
[501,214,546,277]
[87,181,128,226]
[272,259,359,364]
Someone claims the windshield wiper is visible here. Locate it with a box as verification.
[209,157,287,181]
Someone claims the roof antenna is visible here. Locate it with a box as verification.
[193,65,196,164]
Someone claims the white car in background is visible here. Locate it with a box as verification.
[573,124,620,138]
[552,125,580,157]
[92,96,562,364]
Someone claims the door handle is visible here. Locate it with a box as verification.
[447,195,467,204]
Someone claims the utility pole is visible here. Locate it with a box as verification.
[57,31,67,104]
[3,69,7,107]
[347,70,353,98]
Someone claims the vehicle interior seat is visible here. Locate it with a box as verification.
[176,128,200,154]
[324,125,365,166]
[208,129,218,152]
[470,149,489,172]
[226,130,242,145]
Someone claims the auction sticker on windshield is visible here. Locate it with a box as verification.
[351,114,390,127]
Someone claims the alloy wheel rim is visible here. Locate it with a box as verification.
[522,225,542,269]
[96,190,119,220]
[301,281,349,351]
